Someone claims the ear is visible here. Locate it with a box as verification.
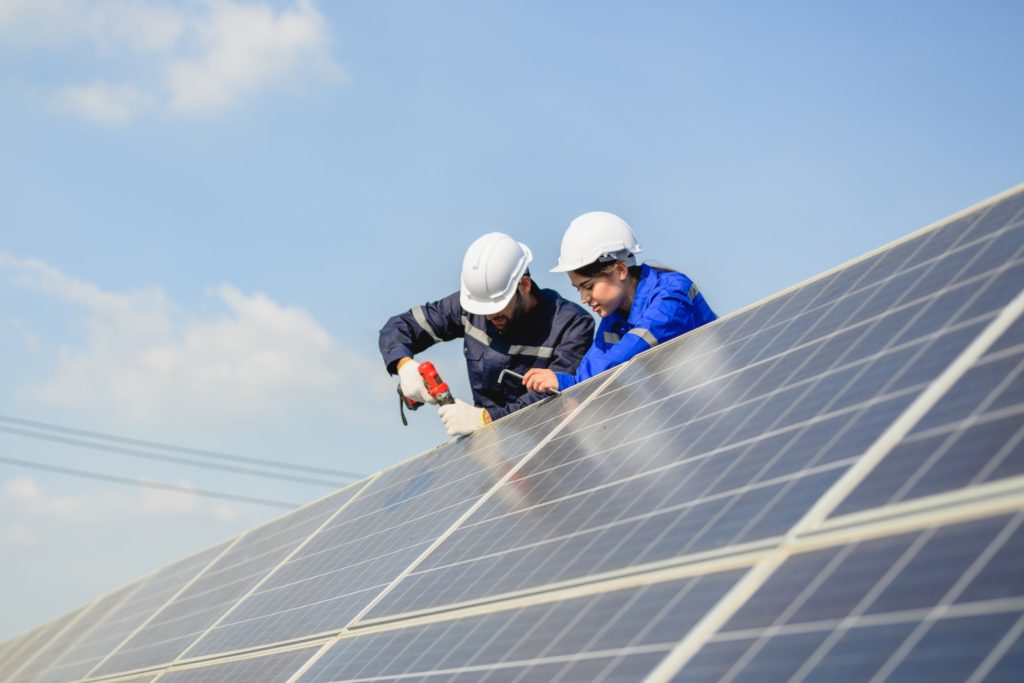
[518,275,532,294]
[613,261,629,281]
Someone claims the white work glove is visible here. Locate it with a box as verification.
[398,360,436,405]
[438,399,487,437]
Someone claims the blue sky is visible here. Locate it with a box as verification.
[0,0,1021,640]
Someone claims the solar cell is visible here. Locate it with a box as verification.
[93,482,368,677]
[298,569,744,683]
[363,188,1024,622]
[183,379,606,659]
[669,512,1024,683]
[154,646,318,683]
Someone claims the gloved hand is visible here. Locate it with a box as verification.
[398,360,436,405]
[439,399,487,437]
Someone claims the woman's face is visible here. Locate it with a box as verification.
[568,262,629,317]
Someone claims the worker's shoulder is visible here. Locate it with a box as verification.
[641,266,697,298]
[539,287,592,321]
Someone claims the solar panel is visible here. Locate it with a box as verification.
[360,187,1024,622]
[91,481,369,678]
[154,646,320,683]
[2,185,1021,683]
[669,512,1024,683]
[0,606,89,682]
[831,315,1024,516]
[181,378,607,659]
[30,542,230,683]
[298,569,745,682]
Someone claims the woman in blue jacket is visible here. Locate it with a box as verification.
[524,211,717,393]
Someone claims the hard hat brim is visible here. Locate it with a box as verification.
[460,286,518,315]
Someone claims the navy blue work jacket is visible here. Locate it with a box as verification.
[380,285,595,419]
[556,265,717,390]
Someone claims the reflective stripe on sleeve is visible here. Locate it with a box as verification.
[412,306,443,343]
[461,316,492,346]
[627,327,658,347]
[688,283,700,301]
[603,331,622,345]
[508,344,554,359]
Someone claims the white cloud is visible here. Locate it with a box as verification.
[55,81,154,124]
[167,0,340,114]
[1,0,341,123]
[3,523,36,545]
[4,475,42,503]
[0,251,388,428]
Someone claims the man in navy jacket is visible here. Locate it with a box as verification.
[379,232,594,437]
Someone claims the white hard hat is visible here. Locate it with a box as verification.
[550,211,644,273]
[460,232,533,315]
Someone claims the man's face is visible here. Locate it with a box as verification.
[485,287,525,333]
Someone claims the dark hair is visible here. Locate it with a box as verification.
[571,259,645,280]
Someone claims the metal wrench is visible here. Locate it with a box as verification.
[498,369,561,396]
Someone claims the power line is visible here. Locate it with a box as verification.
[0,413,367,479]
[0,425,347,488]
[0,456,299,509]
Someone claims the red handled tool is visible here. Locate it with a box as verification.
[398,361,455,425]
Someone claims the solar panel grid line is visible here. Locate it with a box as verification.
[642,288,1024,682]
[173,476,378,664]
[704,596,1024,646]
[336,366,629,629]
[147,643,323,683]
[963,611,1024,683]
[902,400,1023,447]
[302,644,675,683]
[83,534,248,680]
[860,511,1024,683]
[799,475,1024,552]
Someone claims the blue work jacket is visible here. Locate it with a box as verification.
[379,285,595,419]
[556,265,717,390]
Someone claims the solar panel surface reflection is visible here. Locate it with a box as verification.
[366,189,1024,621]
[183,380,604,658]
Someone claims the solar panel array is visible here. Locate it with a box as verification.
[2,185,1022,683]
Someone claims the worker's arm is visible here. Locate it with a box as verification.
[489,309,595,420]
[556,281,705,391]
[379,292,465,375]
